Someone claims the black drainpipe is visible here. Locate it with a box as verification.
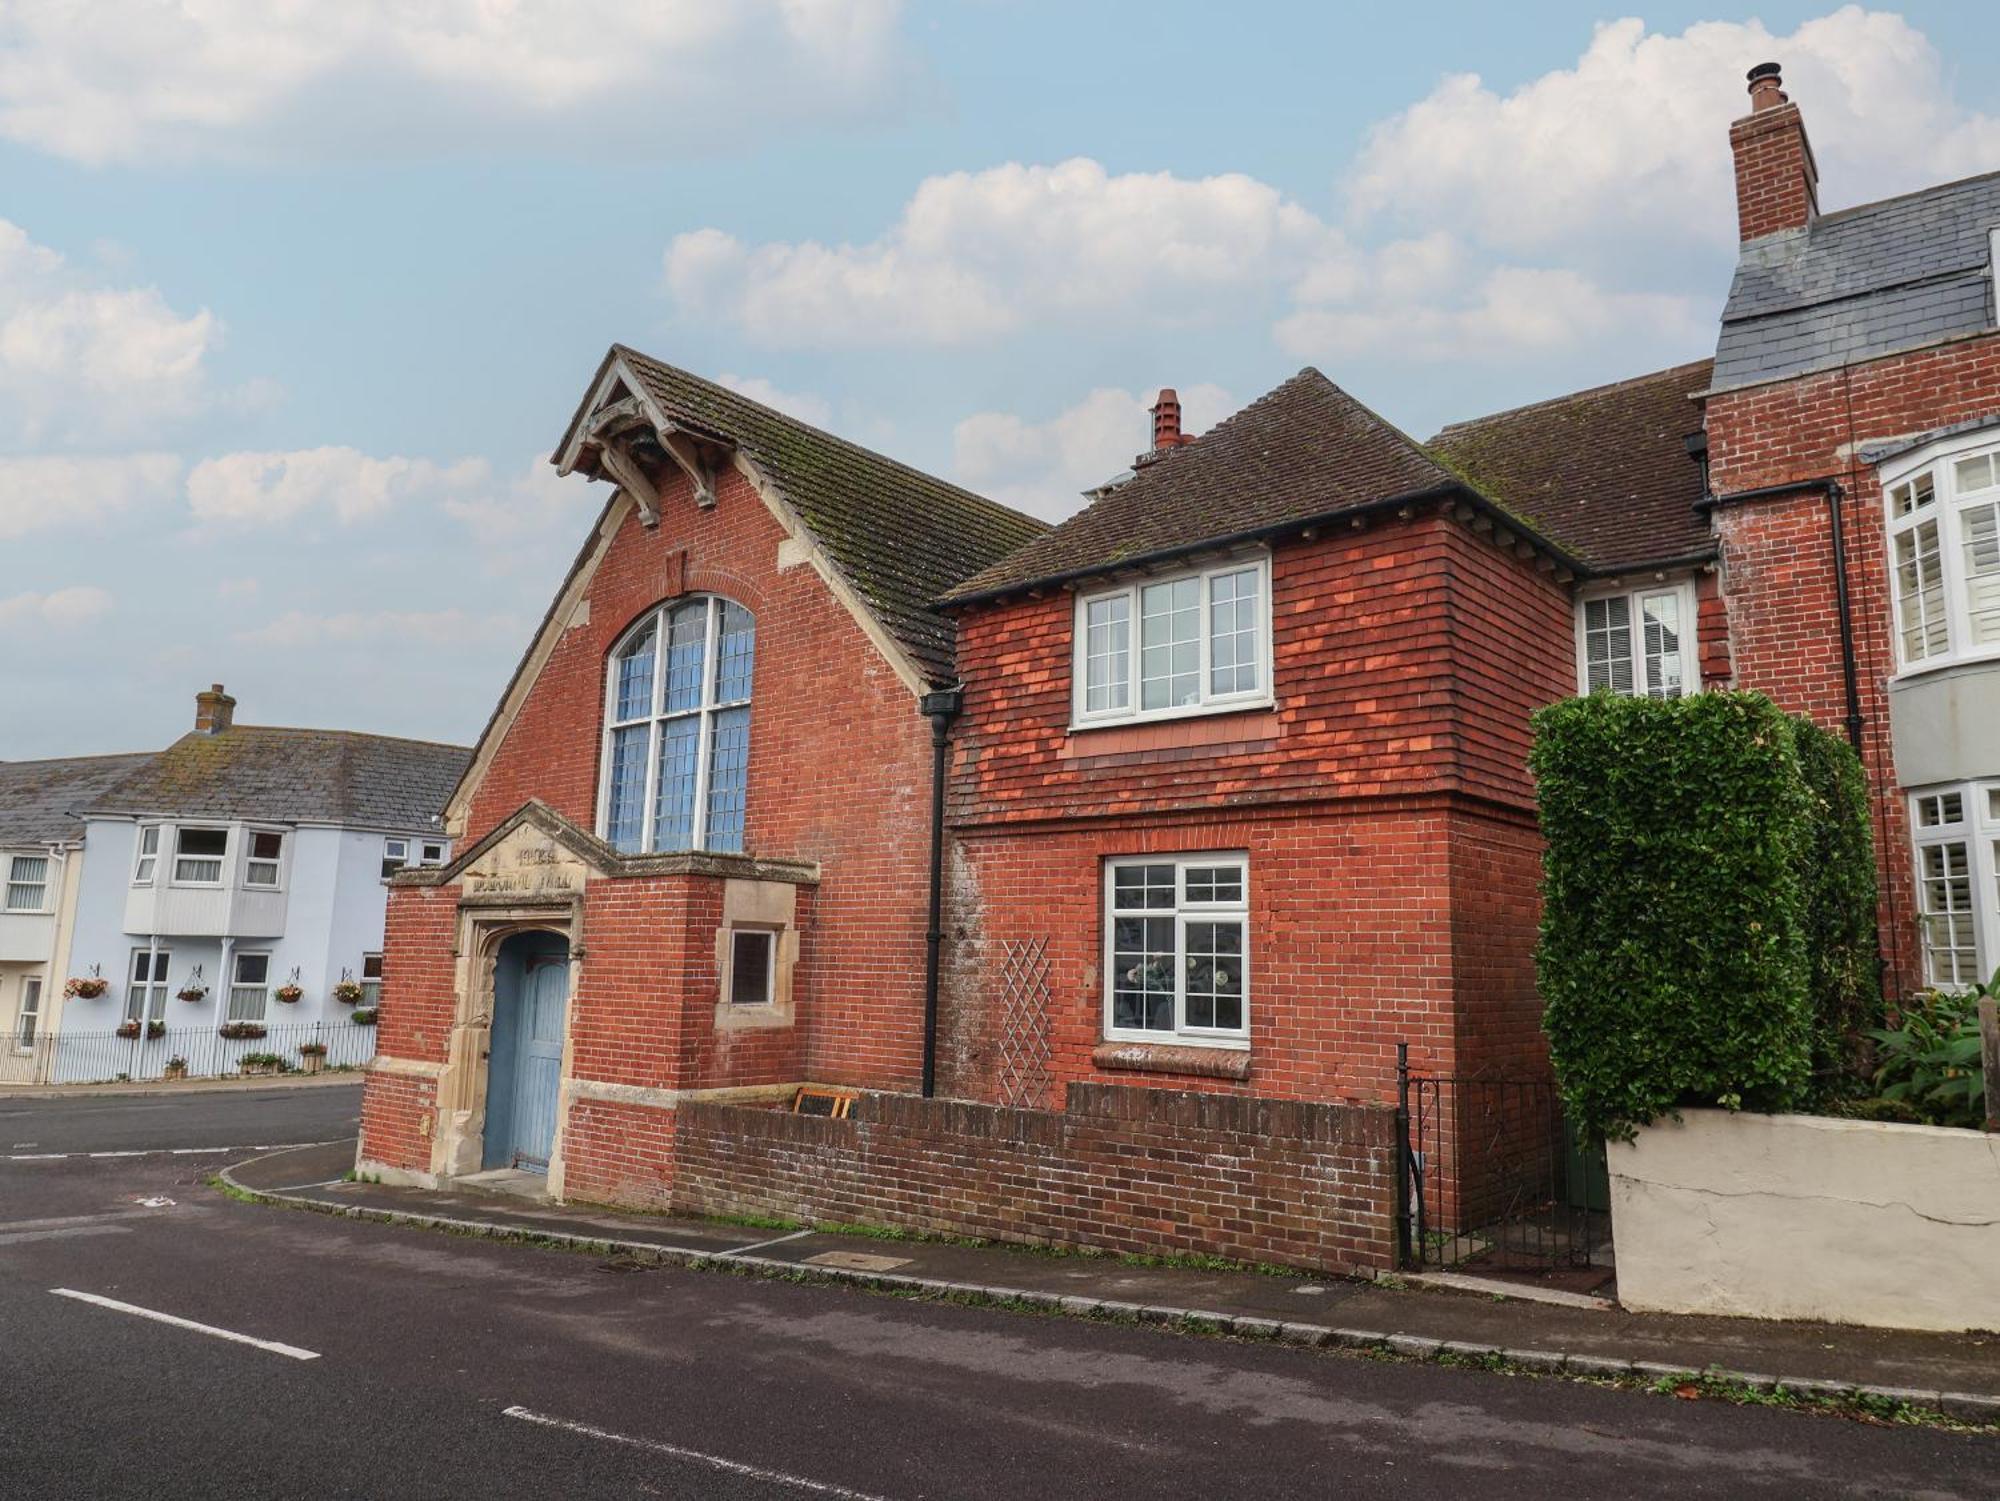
[919,686,962,1098]
[1701,475,1865,752]
[1823,481,1865,752]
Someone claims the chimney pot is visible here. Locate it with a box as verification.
[1746,61,1786,111]
[194,683,237,736]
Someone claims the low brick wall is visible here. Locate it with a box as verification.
[674,1083,1398,1274]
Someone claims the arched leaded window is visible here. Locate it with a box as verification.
[600,596,754,855]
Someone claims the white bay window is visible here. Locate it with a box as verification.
[1886,437,2000,672]
[1073,557,1271,726]
[1104,854,1249,1046]
[1911,783,2000,989]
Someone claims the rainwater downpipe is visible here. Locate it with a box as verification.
[919,686,962,1099]
[1824,479,1866,753]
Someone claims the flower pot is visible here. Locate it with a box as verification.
[164,1062,188,1081]
[300,1053,325,1074]
[274,987,304,1005]
[115,1022,140,1040]
[240,1061,274,1077]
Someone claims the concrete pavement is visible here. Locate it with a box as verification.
[1,1086,1994,1498]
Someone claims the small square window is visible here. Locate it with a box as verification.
[381,838,410,880]
[420,840,447,866]
[729,930,775,1007]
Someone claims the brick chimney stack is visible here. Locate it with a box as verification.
[194,683,236,736]
[1731,61,1819,242]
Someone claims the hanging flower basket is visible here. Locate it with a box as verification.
[177,985,208,1004]
[331,980,365,1005]
[274,984,305,1005]
[217,1021,267,1041]
[65,976,109,1000]
[350,1007,379,1027]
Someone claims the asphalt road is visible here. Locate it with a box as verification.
[0,1080,361,1155]
[0,1089,1991,1499]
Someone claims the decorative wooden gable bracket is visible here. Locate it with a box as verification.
[656,428,719,511]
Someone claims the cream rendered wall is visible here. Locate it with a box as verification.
[1610,1109,2000,1332]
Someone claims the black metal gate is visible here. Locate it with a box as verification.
[1394,1043,1608,1271]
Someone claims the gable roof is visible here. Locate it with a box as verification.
[1714,169,2000,392]
[943,368,1481,603]
[559,346,1048,685]
[1429,359,1715,573]
[86,727,470,832]
[0,753,155,846]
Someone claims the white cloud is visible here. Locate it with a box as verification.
[716,373,833,428]
[665,158,1355,346]
[187,447,487,528]
[0,452,182,539]
[0,0,919,166]
[1278,255,1707,363]
[237,608,524,649]
[1348,9,2000,256]
[0,220,222,440]
[0,584,112,628]
[440,453,600,573]
[953,384,1236,522]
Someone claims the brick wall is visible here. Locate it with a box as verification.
[939,507,1573,1107]
[673,1083,1399,1274]
[357,1068,437,1175]
[1705,332,2000,995]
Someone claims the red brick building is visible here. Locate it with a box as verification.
[358,63,1998,1271]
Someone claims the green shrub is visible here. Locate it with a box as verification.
[1864,973,1993,1129]
[1532,691,1822,1142]
[1789,716,1880,1098]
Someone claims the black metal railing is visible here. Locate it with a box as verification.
[0,1021,377,1087]
[1395,1042,1608,1271]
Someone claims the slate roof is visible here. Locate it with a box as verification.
[0,753,155,846]
[1714,169,2000,391]
[1429,359,1715,573]
[575,347,1049,684]
[943,368,1476,602]
[86,728,470,832]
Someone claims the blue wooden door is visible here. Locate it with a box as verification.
[484,942,568,1171]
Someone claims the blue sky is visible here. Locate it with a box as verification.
[4,3,1997,757]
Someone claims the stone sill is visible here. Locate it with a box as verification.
[1091,1041,1251,1082]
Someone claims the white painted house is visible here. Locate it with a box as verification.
[9,686,467,1083]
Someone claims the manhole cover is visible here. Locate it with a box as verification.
[803,1250,912,1273]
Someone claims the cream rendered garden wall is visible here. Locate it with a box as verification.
[1610,1109,2000,1333]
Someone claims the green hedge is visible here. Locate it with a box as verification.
[1790,715,1880,1090]
[1531,691,1875,1142]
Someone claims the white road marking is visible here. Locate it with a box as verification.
[714,1228,815,1258]
[0,1225,131,1246]
[50,1289,321,1361]
[3,1140,338,1163]
[501,1407,890,1499]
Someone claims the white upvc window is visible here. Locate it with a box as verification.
[598,595,755,856]
[133,826,160,884]
[1911,783,2000,989]
[1575,581,1696,699]
[4,854,49,912]
[172,826,228,885]
[380,836,448,881]
[1072,556,1272,727]
[15,976,41,1051]
[1884,436,2000,673]
[1103,854,1250,1047]
[126,949,171,1024]
[360,952,383,1008]
[228,952,271,1022]
[244,830,284,888]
